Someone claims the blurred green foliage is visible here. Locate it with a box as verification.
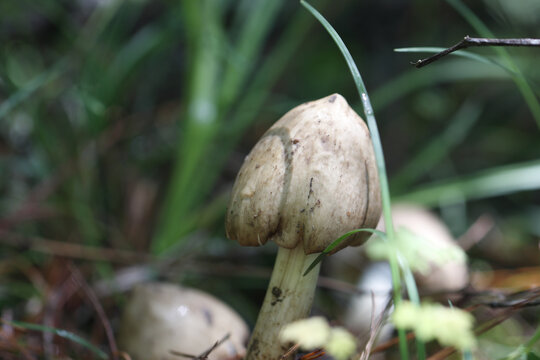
[1,0,538,255]
[1,0,540,357]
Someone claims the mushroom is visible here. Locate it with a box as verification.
[118,282,249,360]
[225,94,381,360]
[379,203,468,295]
[342,261,394,345]
[342,204,468,344]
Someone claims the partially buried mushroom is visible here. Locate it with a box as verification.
[379,203,468,295]
[118,283,249,360]
[341,204,469,346]
[226,94,382,360]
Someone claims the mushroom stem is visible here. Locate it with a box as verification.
[246,245,321,360]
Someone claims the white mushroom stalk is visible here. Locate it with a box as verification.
[247,245,320,360]
[226,94,381,360]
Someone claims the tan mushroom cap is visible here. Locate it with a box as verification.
[226,94,381,254]
[379,204,469,293]
[118,283,249,360]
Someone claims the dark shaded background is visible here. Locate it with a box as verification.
[0,0,539,358]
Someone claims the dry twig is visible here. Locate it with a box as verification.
[68,264,119,360]
[170,333,231,360]
[413,36,540,68]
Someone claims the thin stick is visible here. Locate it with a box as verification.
[456,214,494,251]
[69,264,119,360]
[0,230,153,264]
[170,333,231,360]
[280,344,300,360]
[360,294,392,360]
[414,36,540,68]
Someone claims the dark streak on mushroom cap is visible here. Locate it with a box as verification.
[225,94,381,254]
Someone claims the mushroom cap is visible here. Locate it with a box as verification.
[343,261,394,341]
[118,283,249,360]
[341,205,468,342]
[226,94,381,254]
[379,204,469,293]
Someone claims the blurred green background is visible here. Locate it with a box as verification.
[1,0,539,358]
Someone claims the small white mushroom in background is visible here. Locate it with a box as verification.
[336,204,469,344]
[118,282,249,360]
[342,262,393,344]
[383,203,469,295]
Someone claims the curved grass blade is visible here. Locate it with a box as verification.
[300,1,420,357]
[395,47,513,74]
[298,0,395,252]
[152,0,223,254]
[220,0,285,108]
[370,58,509,111]
[0,62,65,122]
[391,99,483,192]
[303,228,386,276]
[396,159,540,206]
[8,320,108,359]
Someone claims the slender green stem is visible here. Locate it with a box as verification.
[370,58,508,111]
[219,0,285,110]
[153,0,222,253]
[154,0,294,253]
[300,1,411,358]
[402,262,426,358]
[227,3,320,136]
[9,321,108,359]
[524,325,540,353]
[391,99,482,193]
[389,253,409,358]
[0,61,65,122]
[298,0,396,268]
[395,159,540,206]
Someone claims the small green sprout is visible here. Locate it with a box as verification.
[392,301,476,351]
[366,227,466,274]
[325,327,357,360]
[279,317,357,360]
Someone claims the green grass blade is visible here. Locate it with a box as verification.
[154,0,308,254]
[370,59,509,110]
[153,0,223,254]
[303,228,386,276]
[396,159,540,206]
[299,0,395,243]
[153,3,317,255]
[401,262,426,358]
[446,0,540,129]
[524,326,540,353]
[98,25,170,105]
[391,99,483,192]
[9,320,108,359]
[226,4,321,136]
[0,62,65,121]
[395,47,513,74]
[219,0,285,109]
[300,1,418,358]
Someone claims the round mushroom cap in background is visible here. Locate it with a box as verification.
[118,283,249,360]
[339,205,468,346]
[343,261,394,343]
[226,93,381,254]
[379,204,469,293]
